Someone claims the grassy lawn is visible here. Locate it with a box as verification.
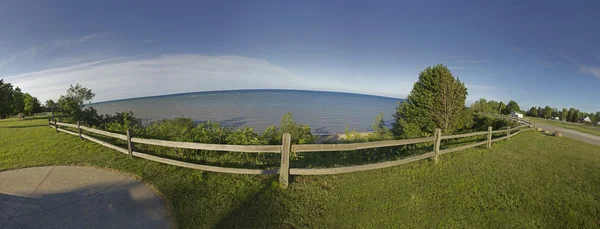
[1,118,600,228]
[527,117,600,137]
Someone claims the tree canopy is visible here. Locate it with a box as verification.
[393,64,468,137]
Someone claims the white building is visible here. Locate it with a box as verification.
[510,112,523,118]
[582,116,592,123]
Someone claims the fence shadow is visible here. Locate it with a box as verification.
[0,124,49,129]
[214,177,288,229]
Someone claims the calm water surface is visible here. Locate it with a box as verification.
[91,90,402,134]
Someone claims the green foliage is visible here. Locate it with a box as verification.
[261,125,281,145]
[527,107,538,117]
[12,87,25,114]
[543,106,552,119]
[370,112,392,139]
[278,112,315,144]
[394,64,468,138]
[226,127,265,145]
[45,99,57,110]
[502,100,520,115]
[23,93,41,116]
[0,79,15,118]
[471,114,515,131]
[66,83,96,106]
[561,108,568,121]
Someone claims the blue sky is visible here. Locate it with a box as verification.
[1,0,599,112]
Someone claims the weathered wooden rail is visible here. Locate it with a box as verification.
[49,119,531,187]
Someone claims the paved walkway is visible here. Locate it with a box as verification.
[535,123,600,146]
[0,166,171,229]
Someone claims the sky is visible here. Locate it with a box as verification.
[1,0,599,112]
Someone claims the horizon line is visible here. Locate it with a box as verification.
[90,89,405,105]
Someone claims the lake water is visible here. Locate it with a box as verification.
[91,90,402,134]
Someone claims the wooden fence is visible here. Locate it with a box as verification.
[49,119,532,187]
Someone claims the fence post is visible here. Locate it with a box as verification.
[77,121,83,139]
[533,122,536,129]
[126,129,133,159]
[51,110,55,122]
[434,128,441,164]
[487,126,492,149]
[279,133,291,188]
[54,119,58,133]
[506,126,511,140]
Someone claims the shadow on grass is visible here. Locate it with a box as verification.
[0,124,50,129]
[214,177,287,229]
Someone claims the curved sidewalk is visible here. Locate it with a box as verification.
[0,166,171,229]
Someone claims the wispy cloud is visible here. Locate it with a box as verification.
[545,46,600,79]
[5,54,307,102]
[579,65,600,78]
[0,32,108,69]
[445,56,459,59]
[79,32,108,42]
[5,54,415,102]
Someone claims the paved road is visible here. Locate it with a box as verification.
[535,122,600,146]
[0,166,171,229]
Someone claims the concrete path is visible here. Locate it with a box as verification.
[535,122,600,146]
[0,166,171,229]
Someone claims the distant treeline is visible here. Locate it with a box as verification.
[526,106,599,124]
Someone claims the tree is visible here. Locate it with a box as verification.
[543,106,552,119]
[502,100,520,115]
[12,87,25,114]
[393,64,468,137]
[567,108,576,122]
[66,83,95,106]
[561,108,568,121]
[573,109,581,122]
[23,93,40,116]
[551,108,559,118]
[498,101,506,114]
[45,99,57,110]
[537,106,543,118]
[595,112,600,124]
[58,84,97,122]
[528,107,537,117]
[0,79,15,118]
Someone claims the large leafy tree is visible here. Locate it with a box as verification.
[543,106,553,119]
[561,108,568,121]
[23,93,41,116]
[12,87,25,114]
[393,64,468,137]
[567,108,577,122]
[0,79,15,118]
[528,107,538,117]
[58,84,97,122]
[595,112,600,124]
[502,100,520,115]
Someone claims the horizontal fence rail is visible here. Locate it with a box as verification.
[440,131,487,140]
[291,137,435,153]
[131,137,282,153]
[49,117,532,187]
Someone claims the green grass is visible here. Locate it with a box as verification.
[527,117,600,137]
[1,118,600,228]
